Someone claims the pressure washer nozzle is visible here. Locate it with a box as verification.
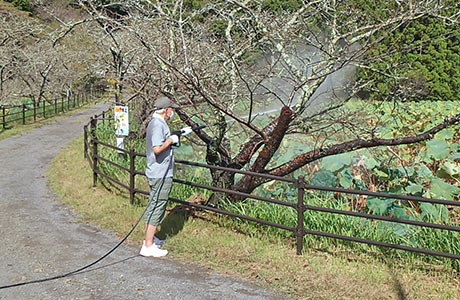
[192,125,207,131]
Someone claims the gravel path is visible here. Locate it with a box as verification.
[0,102,291,300]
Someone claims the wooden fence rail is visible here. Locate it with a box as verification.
[0,90,102,130]
[84,111,460,261]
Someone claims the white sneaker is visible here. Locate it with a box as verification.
[139,243,168,257]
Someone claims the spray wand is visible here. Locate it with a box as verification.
[170,119,229,147]
[170,123,221,147]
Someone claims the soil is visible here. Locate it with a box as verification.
[0,101,291,300]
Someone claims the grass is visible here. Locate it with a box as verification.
[46,135,460,300]
[221,194,460,270]
[87,123,460,271]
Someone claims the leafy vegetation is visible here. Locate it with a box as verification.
[261,0,303,12]
[4,0,32,12]
[3,0,459,297]
[357,16,460,102]
[91,99,460,270]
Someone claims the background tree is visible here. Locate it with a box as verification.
[60,0,460,203]
[357,13,460,102]
[0,5,104,105]
[75,0,141,105]
[0,12,43,103]
[120,0,460,200]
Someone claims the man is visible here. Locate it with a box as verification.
[139,96,180,257]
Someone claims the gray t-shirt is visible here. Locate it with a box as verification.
[145,116,174,179]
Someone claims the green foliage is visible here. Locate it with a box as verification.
[209,20,227,38]
[309,169,337,187]
[366,197,395,216]
[261,0,302,12]
[321,152,354,172]
[357,16,460,102]
[426,138,450,160]
[337,0,402,20]
[222,188,460,269]
[184,0,210,10]
[4,0,32,12]
[313,100,460,218]
[420,202,449,223]
[182,0,303,13]
[429,178,460,200]
[92,99,460,269]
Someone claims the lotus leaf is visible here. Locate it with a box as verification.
[426,138,450,160]
[367,197,394,215]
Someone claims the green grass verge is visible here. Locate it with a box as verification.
[47,136,460,300]
[0,97,105,141]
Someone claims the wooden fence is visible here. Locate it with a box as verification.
[84,110,460,260]
[1,91,102,130]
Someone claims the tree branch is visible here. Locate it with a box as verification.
[269,112,460,177]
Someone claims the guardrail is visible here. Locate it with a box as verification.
[84,111,460,261]
[1,91,102,130]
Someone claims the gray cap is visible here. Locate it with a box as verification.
[154,96,179,109]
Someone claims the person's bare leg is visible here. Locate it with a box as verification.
[144,224,156,247]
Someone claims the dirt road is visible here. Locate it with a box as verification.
[0,102,291,300]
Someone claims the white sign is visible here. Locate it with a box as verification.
[114,106,129,136]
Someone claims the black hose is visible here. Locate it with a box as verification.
[0,203,148,290]
[0,119,225,289]
[0,150,174,290]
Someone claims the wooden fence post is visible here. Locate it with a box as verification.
[42,100,46,118]
[129,149,136,205]
[31,96,35,121]
[54,99,57,114]
[92,138,98,187]
[89,116,94,135]
[91,116,98,187]
[296,176,305,255]
[84,125,88,159]
[2,106,5,129]
[22,104,26,124]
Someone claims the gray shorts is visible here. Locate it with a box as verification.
[145,177,173,226]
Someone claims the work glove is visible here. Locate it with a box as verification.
[180,126,193,136]
[170,134,179,145]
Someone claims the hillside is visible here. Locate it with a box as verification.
[0,0,103,106]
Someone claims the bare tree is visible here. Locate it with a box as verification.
[0,13,44,103]
[77,1,460,202]
[0,8,104,106]
[73,0,145,105]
